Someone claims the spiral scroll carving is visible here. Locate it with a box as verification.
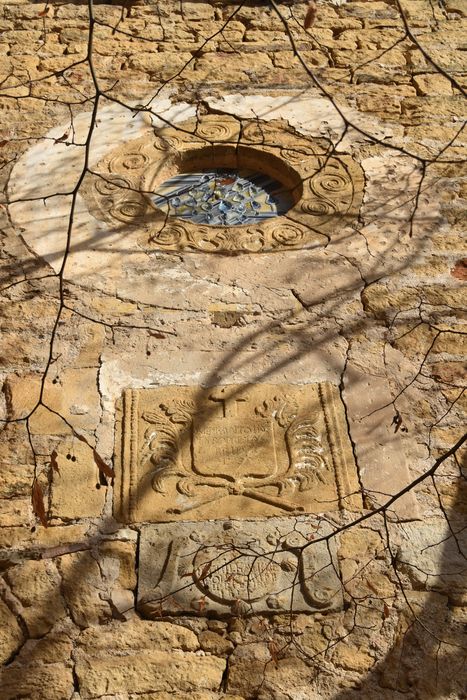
[81,116,364,253]
[195,120,240,143]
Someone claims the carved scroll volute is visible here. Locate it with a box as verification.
[81,117,364,253]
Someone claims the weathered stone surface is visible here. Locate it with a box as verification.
[75,621,225,699]
[0,599,23,664]
[0,498,30,528]
[5,560,67,637]
[97,540,137,591]
[49,439,106,519]
[396,521,467,603]
[198,630,234,656]
[0,523,90,553]
[0,464,33,499]
[227,647,315,700]
[77,619,199,653]
[343,362,419,519]
[5,369,101,435]
[57,551,111,628]
[332,642,375,672]
[225,642,270,698]
[1,2,466,696]
[137,517,343,617]
[115,383,361,523]
[12,620,77,666]
[0,663,74,700]
[380,591,466,697]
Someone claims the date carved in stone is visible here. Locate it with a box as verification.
[137,517,343,617]
[114,383,361,523]
[80,116,364,254]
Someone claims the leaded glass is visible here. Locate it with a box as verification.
[150,169,293,226]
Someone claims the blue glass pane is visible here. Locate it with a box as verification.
[151,169,293,226]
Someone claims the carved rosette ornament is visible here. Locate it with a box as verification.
[114,383,362,523]
[81,116,364,253]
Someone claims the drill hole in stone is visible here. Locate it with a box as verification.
[148,145,300,227]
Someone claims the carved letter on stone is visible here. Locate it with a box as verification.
[137,517,343,617]
[114,383,361,523]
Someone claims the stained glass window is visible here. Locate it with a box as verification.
[150,169,293,226]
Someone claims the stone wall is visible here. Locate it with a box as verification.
[0,1,466,698]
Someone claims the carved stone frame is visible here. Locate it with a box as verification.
[81,115,364,253]
[114,383,362,523]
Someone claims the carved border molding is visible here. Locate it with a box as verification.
[81,115,364,254]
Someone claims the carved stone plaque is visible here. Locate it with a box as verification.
[114,383,361,523]
[137,517,343,617]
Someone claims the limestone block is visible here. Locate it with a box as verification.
[225,645,270,697]
[380,591,465,696]
[75,652,225,697]
[128,51,193,78]
[444,0,467,14]
[0,599,24,664]
[0,664,74,700]
[0,464,33,499]
[5,560,67,638]
[137,517,343,618]
[343,362,419,520]
[401,96,466,125]
[115,383,361,524]
[356,93,402,115]
[97,540,137,590]
[49,439,105,520]
[77,619,199,653]
[0,498,30,528]
[332,642,375,672]
[5,368,101,435]
[413,72,453,96]
[0,523,90,554]
[361,282,419,319]
[13,620,77,666]
[57,551,111,628]
[194,52,273,83]
[227,648,313,700]
[182,2,215,20]
[396,521,467,603]
[75,624,224,698]
[198,630,234,656]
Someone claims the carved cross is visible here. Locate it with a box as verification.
[208,388,248,418]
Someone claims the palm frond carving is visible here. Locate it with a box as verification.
[141,400,195,494]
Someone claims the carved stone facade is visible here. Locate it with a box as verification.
[115,383,361,523]
[137,517,343,617]
[81,116,364,253]
[2,0,465,695]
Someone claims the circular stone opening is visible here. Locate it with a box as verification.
[148,145,300,227]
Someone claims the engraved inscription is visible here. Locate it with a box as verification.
[114,383,362,523]
[137,518,343,617]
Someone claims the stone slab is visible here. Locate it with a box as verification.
[114,383,361,523]
[137,517,343,617]
[343,363,419,520]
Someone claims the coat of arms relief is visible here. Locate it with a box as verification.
[115,383,361,616]
[115,383,361,523]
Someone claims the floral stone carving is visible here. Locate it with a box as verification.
[81,115,364,253]
[114,383,361,523]
[137,517,343,617]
